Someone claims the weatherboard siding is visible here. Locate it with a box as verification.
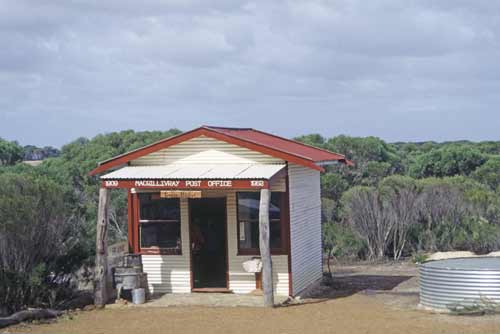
[141,191,289,296]
[226,192,289,296]
[142,198,191,294]
[288,164,322,295]
[131,135,284,166]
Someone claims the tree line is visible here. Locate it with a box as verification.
[0,138,60,164]
[1,130,499,313]
[296,135,500,261]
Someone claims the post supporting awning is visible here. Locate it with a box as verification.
[94,188,110,307]
[259,188,274,307]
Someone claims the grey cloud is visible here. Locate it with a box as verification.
[1,0,500,146]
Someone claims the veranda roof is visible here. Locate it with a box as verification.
[100,163,286,180]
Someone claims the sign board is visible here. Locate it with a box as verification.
[160,190,202,198]
[107,241,128,267]
[108,241,127,258]
[102,179,268,189]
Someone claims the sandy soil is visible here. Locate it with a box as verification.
[5,262,500,334]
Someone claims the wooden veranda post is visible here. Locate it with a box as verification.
[259,188,274,307]
[95,187,110,307]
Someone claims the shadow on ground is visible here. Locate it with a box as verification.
[326,274,414,297]
[280,274,414,307]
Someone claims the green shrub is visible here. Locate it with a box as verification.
[323,222,366,260]
[0,173,88,314]
[411,252,428,264]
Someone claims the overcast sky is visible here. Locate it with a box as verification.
[1,0,500,147]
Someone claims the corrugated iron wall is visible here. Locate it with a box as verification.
[288,164,322,296]
[420,259,500,310]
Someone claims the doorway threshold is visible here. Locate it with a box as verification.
[192,288,233,293]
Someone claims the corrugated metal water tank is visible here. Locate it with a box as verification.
[419,257,500,311]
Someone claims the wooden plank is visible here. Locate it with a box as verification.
[94,188,110,307]
[259,188,274,307]
[132,193,140,253]
[127,190,134,253]
[285,170,293,296]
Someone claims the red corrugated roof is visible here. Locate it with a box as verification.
[206,126,351,165]
[89,126,352,176]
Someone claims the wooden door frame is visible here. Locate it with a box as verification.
[188,196,229,291]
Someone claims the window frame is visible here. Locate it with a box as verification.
[236,191,288,256]
[138,194,182,255]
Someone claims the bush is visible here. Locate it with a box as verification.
[0,173,88,314]
[409,146,486,178]
[341,175,500,259]
[411,252,428,264]
[341,186,392,259]
[473,157,500,191]
[323,223,365,258]
[342,177,420,260]
[452,217,500,254]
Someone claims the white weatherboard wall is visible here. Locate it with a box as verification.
[134,140,289,295]
[288,164,322,295]
[142,198,191,294]
[131,135,284,166]
[142,191,289,295]
[226,192,289,296]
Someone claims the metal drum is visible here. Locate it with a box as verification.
[132,288,146,304]
[114,267,144,289]
[419,257,500,311]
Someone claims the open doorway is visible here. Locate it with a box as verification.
[189,198,228,290]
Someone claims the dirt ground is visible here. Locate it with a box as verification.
[4,262,500,334]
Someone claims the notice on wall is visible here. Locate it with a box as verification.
[239,222,246,241]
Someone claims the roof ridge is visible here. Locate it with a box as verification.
[206,126,316,162]
[248,127,349,161]
[207,126,351,164]
[203,125,253,131]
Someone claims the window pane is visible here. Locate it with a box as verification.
[270,220,282,249]
[238,221,282,250]
[139,194,180,220]
[237,192,284,251]
[140,222,181,249]
[237,192,260,221]
[238,192,282,221]
[238,221,259,249]
[269,193,281,220]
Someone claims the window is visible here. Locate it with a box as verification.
[237,192,286,255]
[139,194,181,255]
